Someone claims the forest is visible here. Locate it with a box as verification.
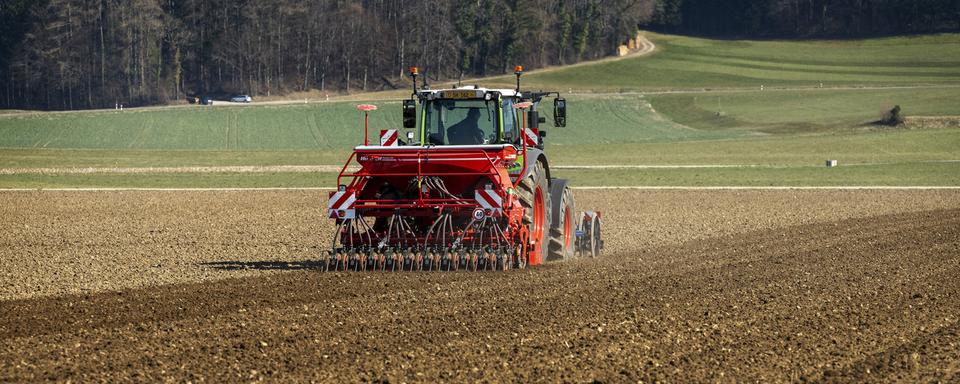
[1,0,957,110]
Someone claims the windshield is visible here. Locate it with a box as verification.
[423,99,499,145]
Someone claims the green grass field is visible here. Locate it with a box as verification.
[0,96,743,168]
[517,33,960,91]
[1,32,959,188]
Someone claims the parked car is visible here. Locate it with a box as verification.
[230,95,252,103]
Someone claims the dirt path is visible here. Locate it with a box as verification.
[1,205,958,382]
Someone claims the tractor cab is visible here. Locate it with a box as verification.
[400,66,566,150]
[410,87,522,146]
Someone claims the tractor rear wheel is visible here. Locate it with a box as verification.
[547,180,576,260]
[517,160,551,265]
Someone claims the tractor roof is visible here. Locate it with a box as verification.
[417,85,522,99]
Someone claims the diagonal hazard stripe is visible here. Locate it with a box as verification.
[479,189,502,207]
[524,128,538,146]
[382,134,397,146]
[476,189,502,209]
[381,129,398,146]
[327,191,345,209]
[476,192,492,210]
[328,191,355,210]
[339,194,356,210]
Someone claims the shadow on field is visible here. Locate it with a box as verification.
[201,260,326,271]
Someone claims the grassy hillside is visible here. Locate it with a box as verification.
[516,33,960,91]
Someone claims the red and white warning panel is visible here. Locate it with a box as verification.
[328,191,357,219]
[380,129,399,147]
[474,188,503,216]
[523,127,539,147]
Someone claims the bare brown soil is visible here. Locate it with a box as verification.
[905,116,960,130]
[2,190,959,382]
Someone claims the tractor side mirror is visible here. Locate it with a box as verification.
[553,98,567,127]
[402,99,417,128]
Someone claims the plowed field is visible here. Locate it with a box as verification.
[2,190,959,382]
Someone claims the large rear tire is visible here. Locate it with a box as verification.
[547,180,576,261]
[517,160,551,265]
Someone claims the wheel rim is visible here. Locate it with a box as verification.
[533,186,545,263]
[563,208,573,251]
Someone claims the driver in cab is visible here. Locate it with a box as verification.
[447,108,484,145]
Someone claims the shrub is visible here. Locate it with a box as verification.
[880,105,905,126]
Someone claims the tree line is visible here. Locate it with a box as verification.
[650,0,959,37]
[0,0,653,110]
[1,0,957,111]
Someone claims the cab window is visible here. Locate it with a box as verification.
[423,99,498,145]
[502,98,518,144]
